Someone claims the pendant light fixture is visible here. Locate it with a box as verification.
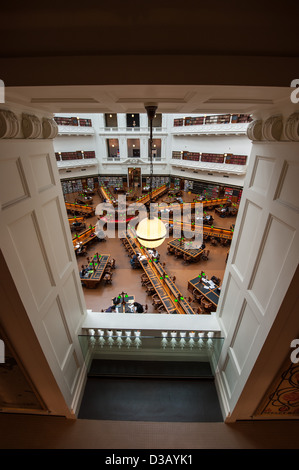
[135,104,166,248]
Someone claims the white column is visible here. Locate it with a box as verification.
[0,106,87,417]
[215,111,299,421]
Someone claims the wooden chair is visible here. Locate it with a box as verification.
[141,274,149,285]
[194,292,203,303]
[167,246,174,255]
[146,285,156,295]
[157,304,166,313]
[152,297,163,310]
[174,249,183,259]
[201,250,210,261]
[107,258,116,269]
[196,306,204,314]
[201,297,213,311]
[183,253,192,264]
[104,273,112,284]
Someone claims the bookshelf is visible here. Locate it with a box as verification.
[98,176,124,188]
[54,116,92,127]
[231,114,252,124]
[171,151,248,166]
[201,153,224,164]
[83,151,96,159]
[191,181,219,198]
[172,151,182,160]
[172,113,252,128]
[205,114,231,125]
[55,151,96,161]
[182,152,200,162]
[225,154,247,165]
[185,116,205,126]
[79,118,92,127]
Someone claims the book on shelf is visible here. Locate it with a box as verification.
[172,151,182,159]
[182,152,200,161]
[225,154,247,165]
[184,116,205,126]
[201,153,224,163]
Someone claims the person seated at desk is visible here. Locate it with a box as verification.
[148,249,160,261]
[220,207,229,217]
[130,254,138,266]
[80,267,87,277]
[105,305,116,312]
[133,302,144,313]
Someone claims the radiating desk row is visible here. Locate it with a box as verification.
[188,276,221,308]
[137,184,168,205]
[125,229,195,315]
[80,253,110,288]
[73,225,97,252]
[65,202,95,217]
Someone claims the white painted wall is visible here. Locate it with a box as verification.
[215,133,299,420]
[0,112,87,416]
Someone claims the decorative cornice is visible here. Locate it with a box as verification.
[22,113,43,138]
[0,109,59,139]
[247,113,299,142]
[246,119,263,141]
[0,109,20,138]
[42,117,58,139]
[284,112,299,141]
[262,114,283,141]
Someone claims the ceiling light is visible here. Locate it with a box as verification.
[136,104,166,248]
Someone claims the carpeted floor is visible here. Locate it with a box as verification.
[78,375,223,422]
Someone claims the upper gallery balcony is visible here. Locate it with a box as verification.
[101,112,167,134]
[54,116,95,136]
[171,114,252,136]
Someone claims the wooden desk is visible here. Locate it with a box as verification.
[125,230,195,315]
[137,184,168,205]
[171,221,233,242]
[75,196,93,205]
[158,198,231,214]
[188,276,221,308]
[80,254,110,288]
[65,202,95,217]
[73,226,97,251]
[68,216,85,225]
[114,295,135,313]
[167,238,204,261]
[98,185,115,205]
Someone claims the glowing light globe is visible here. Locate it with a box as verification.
[136,217,167,248]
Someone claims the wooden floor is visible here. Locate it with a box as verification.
[69,189,234,313]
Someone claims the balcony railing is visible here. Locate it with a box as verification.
[57,125,95,135]
[78,330,224,377]
[101,126,167,134]
[170,159,247,175]
[171,122,249,136]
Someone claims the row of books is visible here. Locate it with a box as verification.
[172,151,247,165]
[61,177,97,194]
[55,151,96,161]
[173,114,252,127]
[54,117,92,127]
